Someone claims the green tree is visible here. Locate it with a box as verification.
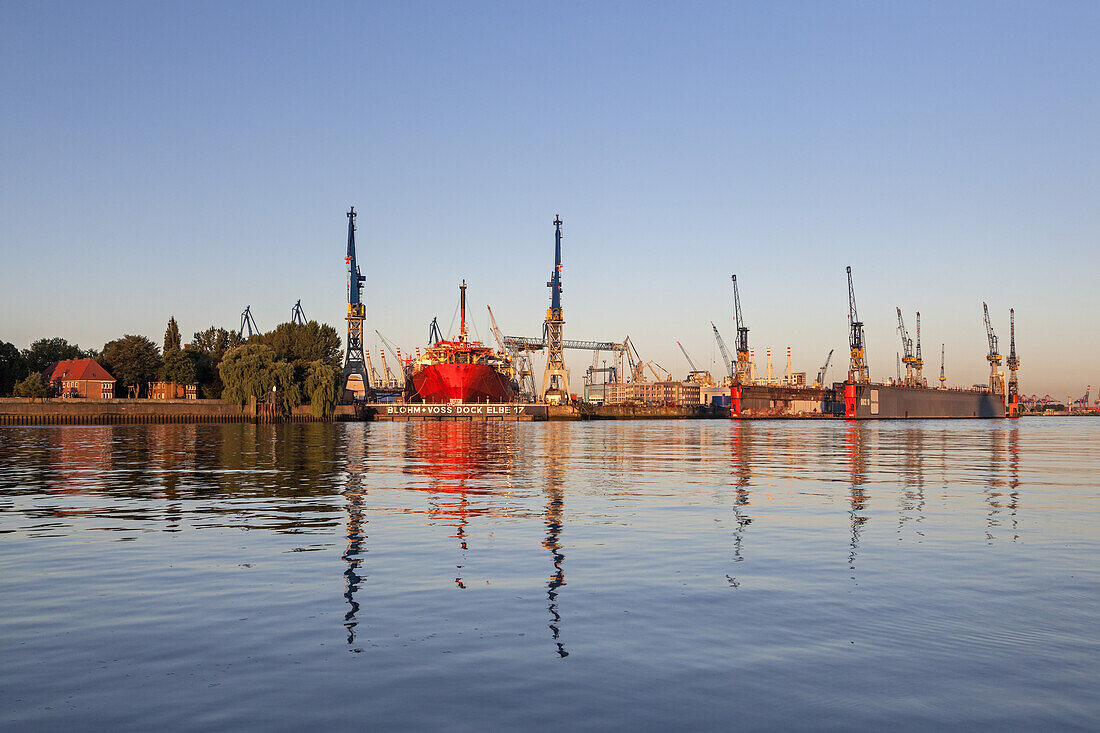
[257,321,342,400]
[21,337,91,375]
[218,344,301,414]
[261,321,341,368]
[0,340,29,395]
[161,347,197,385]
[100,335,162,396]
[305,360,340,418]
[164,317,182,353]
[190,326,241,398]
[13,372,47,398]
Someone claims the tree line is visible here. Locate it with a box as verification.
[1,318,343,417]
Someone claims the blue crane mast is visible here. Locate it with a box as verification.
[341,207,370,401]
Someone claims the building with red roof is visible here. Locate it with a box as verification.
[48,359,116,399]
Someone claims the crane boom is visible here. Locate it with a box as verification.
[486,306,507,352]
[847,266,869,383]
[815,349,834,387]
[731,275,752,384]
[711,322,733,379]
[983,302,1002,393]
[897,307,916,386]
[677,341,699,372]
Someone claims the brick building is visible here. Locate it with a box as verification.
[605,380,700,406]
[48,359,116,399]
[148,382,199,400]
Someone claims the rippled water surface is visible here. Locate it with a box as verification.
[2,419,1098,730]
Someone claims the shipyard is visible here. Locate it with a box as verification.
[5,205,1095,424]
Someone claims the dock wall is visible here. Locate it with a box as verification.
[0,398,354,425]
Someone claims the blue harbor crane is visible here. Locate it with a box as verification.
[291,299,307,325]
[239,305,259,339]
[341,207,370,401]
[541,215,570,403]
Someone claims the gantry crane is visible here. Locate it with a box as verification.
[341,207,370,400]
[541,215,570,403]
[731,275,752,385]
[847,266,869,383]
[896,307,916,386]
[711,322,734,384]
[1006,308,1020,416]
[982,302,1002,394]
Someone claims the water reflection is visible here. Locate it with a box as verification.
[845,422,868,572]
[897,426,926,540]
[343,428,369,645]
[0,420,1049,654]
[544,424,569,658]
[726,421,753,588]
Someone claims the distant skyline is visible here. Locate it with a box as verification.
[2,2,1097,397]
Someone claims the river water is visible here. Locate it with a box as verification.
[1,419,1097,730]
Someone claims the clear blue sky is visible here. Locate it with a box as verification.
[2,1,1097,398]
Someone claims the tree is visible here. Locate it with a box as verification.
[164,317,182,353]
[13,372,47,399]
[161,347,197,385]
[22,337,91,375]
[0,340,28,396]
[305,360,340,418]
[218,344,300,414]
[260,321,342,368]
[100,335,162,396]
[190,326,241,398]
[257,321,343,397]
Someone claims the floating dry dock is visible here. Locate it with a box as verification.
[359,402,729,422]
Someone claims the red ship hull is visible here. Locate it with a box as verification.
[411,363,515,403]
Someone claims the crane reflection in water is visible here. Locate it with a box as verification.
[338,422,569,658]
[543,423,569,658]
[342,426,369,646]
[845,421,869,573]
[726,420,754,588]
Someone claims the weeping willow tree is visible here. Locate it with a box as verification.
[218,344,300,414]
[304,360,340,418]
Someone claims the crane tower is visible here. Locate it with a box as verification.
[341,207,369,401]
[914,312,924,386]
[847,266,869,383]
[982,302,1002,395]
[1006,308,1020,417]
[541,215,570,403]
[731,275,752,385]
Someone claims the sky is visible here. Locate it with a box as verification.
[2,1,1097,398]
